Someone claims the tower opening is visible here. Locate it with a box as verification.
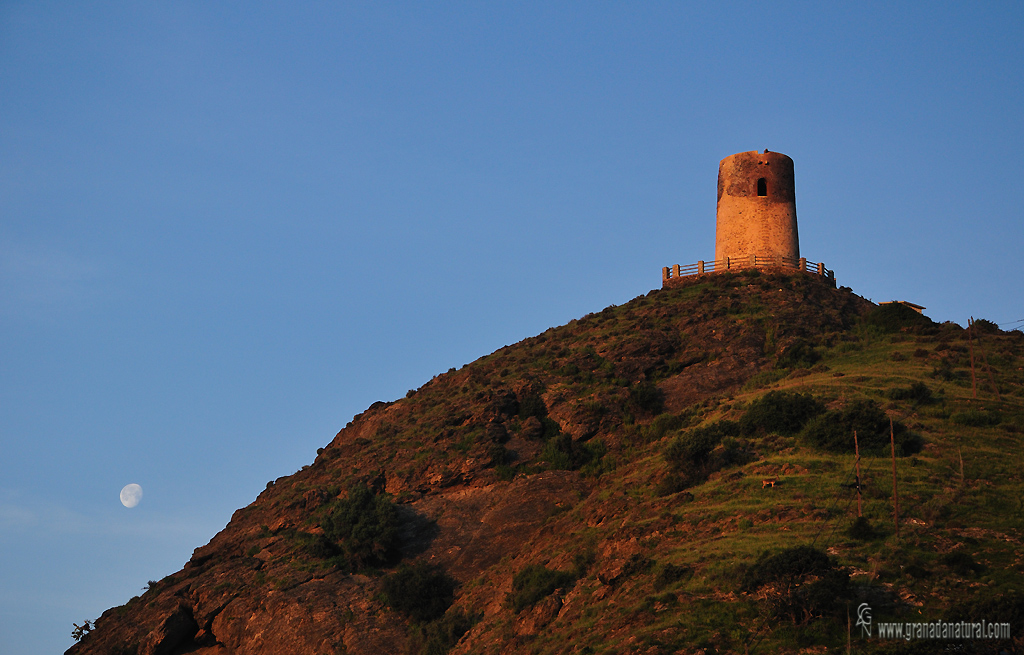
[757,178,767,196]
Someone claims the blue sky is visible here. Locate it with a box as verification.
[2,2,1022,653]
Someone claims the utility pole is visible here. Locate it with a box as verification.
[959,446,965,488]
[973,321,1001,401]
[890,419,900,538]
[854,431,862,518]
[847,602,852,655]
[968,318,978,400]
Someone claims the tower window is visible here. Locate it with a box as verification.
[757,178,767,196]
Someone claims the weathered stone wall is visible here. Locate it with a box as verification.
[715,150,800,262]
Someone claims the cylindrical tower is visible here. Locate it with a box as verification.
[715,150,799,263]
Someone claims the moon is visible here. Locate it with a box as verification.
[120,483,143,508]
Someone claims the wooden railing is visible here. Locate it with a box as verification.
[662,255,834,283]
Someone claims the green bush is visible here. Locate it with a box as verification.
[665,421,738,466]
[508,564,577,613]
[653,563,692,590]
[739,391,823,436]
[846,516,880,541]
[629,381,665,415]
[951,409,1001,427]
[946,590,1024,639]
[742,546,833,591]
[801,399,922,455]
[940,551,984,577]
[414,608,478,655]
[887,382,936,405]
[382,562,457,623]
[320,483,401,569]
[743,546,851,625]
[644,413,684,442]
[661,421,750,489]
[971,318,1000,334]
[776,339,821,369]
[486,442,512,467]
[540,434,605,471]
[518,394,548,420]
[863,303,933,334]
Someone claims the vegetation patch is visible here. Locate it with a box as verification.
[801,399,922,455]
[742,546,853,626]
[508,564,577,613]
[887,381,936,405]
[410,608,479,655]
[661,420,750,491]
[313,483,401,570]
[863,303,934,334]
[382,561,457,623]
[738,390,823,436]
[950,409,1001,427]
[540,434,606,472]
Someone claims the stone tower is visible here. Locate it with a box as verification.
[715,150,799,263]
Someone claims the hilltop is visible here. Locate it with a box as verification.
[68,270,1024,655]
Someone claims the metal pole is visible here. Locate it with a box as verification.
[890,419,899,538]
[854,431,862,518]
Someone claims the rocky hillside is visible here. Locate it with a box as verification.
[68,270,1024,655]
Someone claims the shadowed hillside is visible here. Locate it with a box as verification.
[68,271,1024,655]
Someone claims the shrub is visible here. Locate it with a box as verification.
[665,422,731,468]
[743,546,850,625]
[941,551,984,577]
[486,442,512,467]
[382,562,457,622]
[663,421,744,488]
[518,394,548,420]
[645,413,684,442]
[320,483,401,569]
[971,318,1000,334]
[742,368,789,391]
[629,381,665,415]
[414,608,478,655]
[653,563,692,590]
[654,472,687,497]
[742,546,833,591]
[951,409,1001,427]
[887,382,935,405]
[802,399,922,455]
[863,303,933,334]
[946,591,1024,639]
[930,358,965,382]
[739,391,823,436]
[540,434,605,471]
[846,516,880,541]
[508,564,576,613]
[776,339,821,369]
[619,554,653,578]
